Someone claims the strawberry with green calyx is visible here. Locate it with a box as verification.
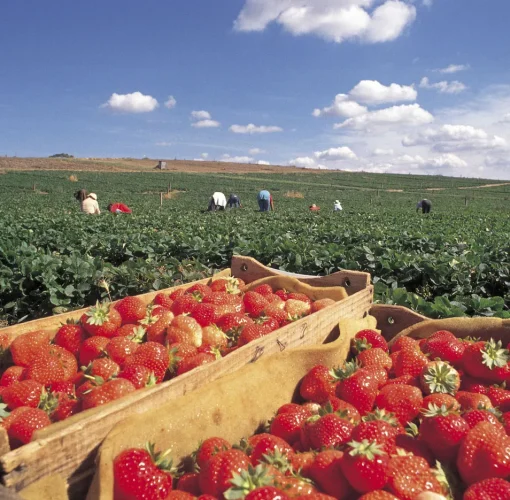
[201,324,228,350]
[374,384,423,426]
[167,343,196,375]
[357,348,392,372]
[124,341,170,382]
[350,420,398,455]
[395,429,435,467]
[362,408,404,433]
[81,377,135,409]
[193,437,232,470]
[421,330,465,368]
[114,442,175,500]
[419,403,469,462]
[341,440,389,494]
[455,391,492,411]
[352,330,388,354]
[487,384,510,410]
[299,365,336,404]
[2,380,45,410]
[171,294,200,316]
[82,357,120,381]
[393,345,428,378]
[422,393,460,412]
[244,292,270,318]
[141,306,173,344]
[115,296,147,324]
[463,339,510,383]
[118,365,157,389]
[270,409,308,445]
[78,335,109,366]
[186,283,213,301]
[463,407,504,430]
[25,345,78,385]
[81,301,122,338]
[105,334,142,367]
[54,319,86,357]
[323,398,361,424]
[167,316,203,348]
[210,277,244,294]
[307,412,354,449]
[218,313,255,345]
[224,464,278,500]
[250,435,294,467]
[420,360,460,395]
[260,448,293,475]
[284,300,311,320]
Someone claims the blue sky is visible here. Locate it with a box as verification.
[2,0,510,178]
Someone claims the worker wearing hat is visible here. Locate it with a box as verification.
[334,200,342,212]
[81,192,101,215]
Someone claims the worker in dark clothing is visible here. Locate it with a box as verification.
[227,194,241,208]
[417,199,432,214]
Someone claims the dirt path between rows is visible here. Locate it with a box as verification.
[458,182,510,190]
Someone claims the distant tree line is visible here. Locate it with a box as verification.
[49,153,74,158]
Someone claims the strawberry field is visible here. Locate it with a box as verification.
[1,169,510,324]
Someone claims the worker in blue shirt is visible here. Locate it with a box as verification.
[257,190,274,212]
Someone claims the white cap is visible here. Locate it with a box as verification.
[89,193,97,200]
[335,200,340,204]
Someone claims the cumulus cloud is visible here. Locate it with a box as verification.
[403,124,507,152]
[234,0,417,45]
[164,96,177,109]
[420,77,467,94]
[313,94,367,118]
[314,147,358,161]
[500,113,510,124]
[249,148,266,155]
[257,160,271,165]
[230,124,283,134]
[289,156,327,169]
[373,148,394,156]
[190,110,220,128]
[436,64,470,74]
[349,80,417,104]
[220,154,254,163]
[387,153,468,170]
[335,103,434,130]
[102,92,159,113]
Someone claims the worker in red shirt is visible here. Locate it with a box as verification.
[309,204,320,212]
[108,203,132,214]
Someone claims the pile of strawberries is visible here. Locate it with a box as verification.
[113,328,510,500]
[0,278,335,449]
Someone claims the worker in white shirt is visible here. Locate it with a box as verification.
[81,193,101,215]
[334,200,342,212]
[208,192,227,211]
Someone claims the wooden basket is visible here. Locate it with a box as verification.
[0,257,373,498]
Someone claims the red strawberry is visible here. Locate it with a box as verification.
[195,437,232,469]
[334,362,378,416]
[300,365,336,404]
[421,330,465,367]
[352,330,389,354]
[460,374,489,394]
[393,346,428,378]
[457,421,510,484]
[217,313,254,344]
[311,299,335,313]
[176,352,217,376]
[386,455,443,500]
[270,409,308,444]
[250,434,294,466]
[287,293,312,305]
[463,339,510,383]
[419,403,469,462]
[177,473,201,496]
[390,336,418,353]
[455,391,492,411]
[105,336,140,367]
[142,309,174,344]
[199,449,250,497]
[114,444,174,500]
[357,348,392,372]
[169,288,186,300]
[257,316,280,333]
[116,324,140,337]
[289,451,315,478]
[464,478,510,500]
[0,366,26,387]
[186,283,212,300]
[307,413,354,449]
[171,294,200,316]
[341,440,389,493]
[394,433,435,466]
[487,385,510,410]
[203,292,245,316]
[54,321,86,356]
[114,296,147,324]
[237,324,271,347]
[78,336,109,366]
[374,385,423,426]
[264,304,287,324]
[167,491,195,500]
[153,293,174,310]
[26,345,78,385]
[422,393,460,411]
[10,330,51,367]
[274,289,288,301]
[245,487,289,500]
[419,360,460,395]
[253,284,274,296]
[167,316,203,347]
[325,397,361,424]
[308,450,352,499]
[358,492,398,500]
[7,407,51,445]
[118,365,156,389]
[81,302,122,338]
[192,303,221,327]
[1,406,31,432]
[52,392,81,422]
[201,325,228,350]
[244,292,270,318]
[2,380,44,410]
[350,420,397,455]
[124,342,169,382]
[384,375,419,388]
[284,299,311,319]
[86,357,120,381]
[81,378,135,409]
[463,409,505,430]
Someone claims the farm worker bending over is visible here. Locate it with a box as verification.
[258,190,274,212]
[334,200,342,212]
[208,192,227,211]
[227,194,241,208]
[417,199,432,214]
[309,204,320,212]
[81,193,100,215]
[108,203,132,214]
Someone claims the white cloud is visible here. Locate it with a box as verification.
[335,103,434,130]
[257,160,271,165]
[230,124,283,134]
[313,94,367,118]
[234,0,417,45]
[314,147,358,161]
[220,154,254,163]
[201,153,209,159]
[371,153,468,172]
[249,148,266,155]
[500,113,510,124]
[192,120,221,128]
[190,110,220,128]
[403,124,507,152]
[289,156,327,169]
[349,80,417,104]
[164,96,177,109]
[436,64,470,74]
[102,92,159,113]
[420,77,467,94]
[485,156,509,167]
[373,148,394,156]
[191,110,212,121]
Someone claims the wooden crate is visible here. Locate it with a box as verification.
[0,257,373,497]
[89,304,510,500]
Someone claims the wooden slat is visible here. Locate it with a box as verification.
[369,304,427,341]
[0,286,373,493]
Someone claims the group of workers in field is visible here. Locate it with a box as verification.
[75,188,432,216]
